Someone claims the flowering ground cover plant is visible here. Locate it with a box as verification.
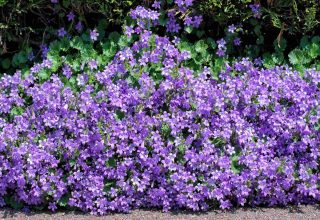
[0,0,320,216]
[0,54,319,215]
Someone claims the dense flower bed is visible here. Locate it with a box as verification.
[0,58,319,214]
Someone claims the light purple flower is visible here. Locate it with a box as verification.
[152,1,161,9]
[228,24,236,33]
[90,29,99,41]
[125,26,135,37]
[88,60,98,70]
[62,64,72,78]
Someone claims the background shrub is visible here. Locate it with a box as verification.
[1,0,320,72]
[197,0,320,35]
[196,0,320,57]
[0,0,142,68]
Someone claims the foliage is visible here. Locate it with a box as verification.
[0,0,142,67]
[196,0,320,35]
[262,35,320,70]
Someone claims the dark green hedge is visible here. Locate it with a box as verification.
[197,0,320,35]
[0,0,142,55]
[1,0,320,72]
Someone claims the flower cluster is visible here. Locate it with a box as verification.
[0,53,319,214]
[217,38,227,57]
[128,1,202,34]
[249,4,262,19]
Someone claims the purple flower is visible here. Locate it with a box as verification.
[130,6,160,21]
[67,11,75,21]
[228,24,236,33]
[28,51,35,61]
[216,48,226,57]
[75,21,83,32]
[57,27,67,37]
[88,60,98,70]
[152,1,161,9]
[250,4,261,18]
[192,15,202,28]
[62,64,72,78]
[40,44,49,58]
[254,57,263,66]
[90,29,99,41]
[125,26,135,37]
[166,13,181,33]
[48,202,57,211]
[220,200,232,209]
[22,207,30,214]
[184,16,193,26]
[234,37,241,46]
[217,38,226,48]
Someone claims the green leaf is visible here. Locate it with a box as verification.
[33,205,45,211]
[1,58,11,69]
[274,38,287,52]
[256,36,264,45]
[308,43,319,59]
[70,36,84,50]
[118,35,130,48]
[178,41,192,52]
[4,196,23,210]
[315,121,320,131]
[178,145,186,153]
[271,52,284,64]
[69,159,76,167]
[102,41,114,56]
[38,69,50,80]
[231,154,241,174]
[196,30,205,38]
[195,40,208,54]
[161,123,171,137]
[109,32,121,43]
[0,0,8,7]
[10,106,24,116]
[105,157,116,167]
[58,194,70,207]
[206,38,216,49]
[103,180,116,193]
[185,26,193,34]
[156,12,167,26]
[115,110,125,120]
[311,36,320,44]
[300,36,309,48]
[288,50,300,65]
[197,175,205,182]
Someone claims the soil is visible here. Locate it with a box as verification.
[1,205,320,220]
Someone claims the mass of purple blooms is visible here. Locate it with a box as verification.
[0,54,319,214]
[0,0,319,216]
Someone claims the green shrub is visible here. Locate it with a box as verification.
[0,0,143,72]
[197,0,320,35]
[0,0,142,54]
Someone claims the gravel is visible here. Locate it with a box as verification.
[2,205,320,220]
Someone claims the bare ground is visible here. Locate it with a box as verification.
[1,205,320,220]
